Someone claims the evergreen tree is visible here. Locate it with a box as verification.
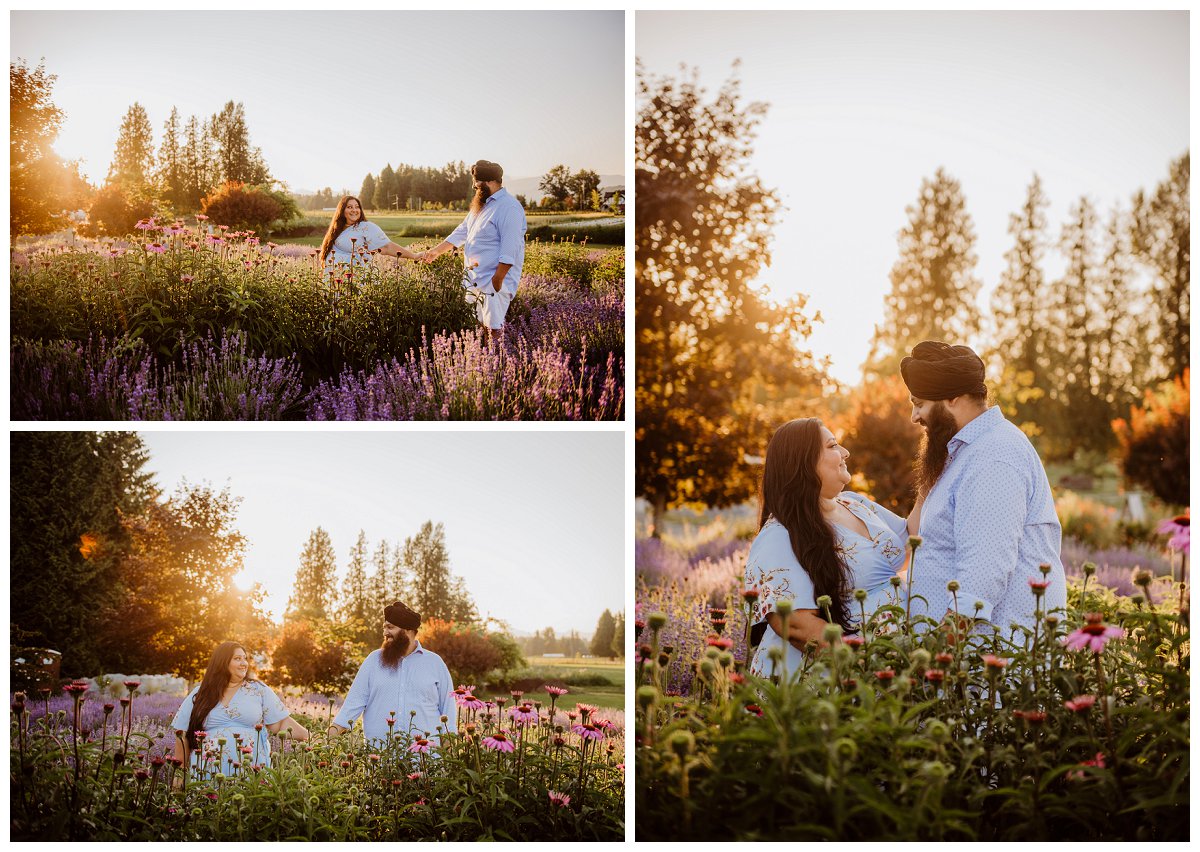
[369,539,392,614]
[611,612,625,658]
[211,101,269,186]
[156,107,187,211]
[107,103,155,190]
[1095,206,1149,414]
[866,168,982,374]
[1132,151,1189,380]
[989,174,1051,435]
[339,530,374,646]
[590,610,617,659]
[181,115,216,211]
[373,164,396,210]
[11,432,156,676]
[400,521,477,623]
[359,173,376,208]
[288,527,338,621]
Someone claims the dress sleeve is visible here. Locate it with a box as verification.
[745,524,817,624]
[171,686,199,733]
[362,221,392,252]
[259,683,290,725]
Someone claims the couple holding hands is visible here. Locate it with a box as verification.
[318,159,526,333]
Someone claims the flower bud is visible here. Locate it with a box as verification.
[946,580,960,592]
[823,623,843,644]
[647,612,667,631]
[775,599,794,621]
[668,730,695,757]
[636,685,659,710]
[908,536,923,550]
[816,595,833,610]
[854,588,868,602]
[832,738,858,762]
[890,576,902,588]
[1082,562,1097,577]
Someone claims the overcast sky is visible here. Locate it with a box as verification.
[638,11,1188,384]
[12,10,624,192]
[137,430,624,637]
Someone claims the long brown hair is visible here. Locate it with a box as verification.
[757,418,854,633]
[319,195,368,263]
[185,641,251,750]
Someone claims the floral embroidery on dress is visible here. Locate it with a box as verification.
[746,563,793,624]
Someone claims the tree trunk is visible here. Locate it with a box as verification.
[649,493,667,539]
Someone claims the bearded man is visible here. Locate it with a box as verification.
[900,341,1066,634]
[327,601,456,744]
[417,159,527,335]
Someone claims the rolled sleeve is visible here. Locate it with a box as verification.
[445,217,469,247]
[952,460,1028,623]
[332,659,371,729]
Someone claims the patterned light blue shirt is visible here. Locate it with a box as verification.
[912,405,1066,632]
[445,187,526,294]
[332,642,457,745]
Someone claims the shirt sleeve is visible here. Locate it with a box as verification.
[952,459,1029,624]
[332,657,372,729]
[445,216,470,247]
[438,660,457,734]
[746,525,817,624]
[171,686,198,733]
[260,684,290,725]
[495,204,525,266]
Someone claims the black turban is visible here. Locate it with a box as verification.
[471,160,503,182]
[900,341,986,400]
[383,601,421,630]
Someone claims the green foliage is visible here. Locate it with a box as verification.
[636,578,1188,840]
[10,432,156,676]
[1112,369,1190,506]
[417,619,502,685]
[83,183,157,237]
[270,618,358,694]
[635,65,826,534]
[486,630,527,680]
[11,701,623,840]
[200,181,289,235]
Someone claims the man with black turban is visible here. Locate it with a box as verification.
[900,340,1065,634]
[418,159,527,336]
[327,601,457,745]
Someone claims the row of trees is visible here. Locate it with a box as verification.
[516,609,625,659]
[11,58,291,237]
[354,161,475,212]
[865,157,1188,462]
[634,66,1188,530]
[538,165,604,211]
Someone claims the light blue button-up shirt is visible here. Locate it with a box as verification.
[332,642,457,744]
[445,187,526,294]
[911,405,1066,632]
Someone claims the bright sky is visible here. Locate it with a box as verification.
[11,10,624,193]
[637,11,1189,384]
[138,431,624,638]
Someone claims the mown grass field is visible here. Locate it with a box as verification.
[516,656,624,711]
[283,210,623,249]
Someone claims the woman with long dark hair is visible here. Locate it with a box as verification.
[319,195,420,273]
[744,418,921,679]
[170,641,309,777]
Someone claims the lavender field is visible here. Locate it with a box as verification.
[10,228,624,421]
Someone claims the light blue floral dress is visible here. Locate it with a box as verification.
[744,492,908,679]
[171,680,290,776]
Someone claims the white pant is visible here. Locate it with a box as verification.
[467,286,514,330]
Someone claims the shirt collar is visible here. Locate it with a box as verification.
[485,187,509,205]
[949,405,1003,448]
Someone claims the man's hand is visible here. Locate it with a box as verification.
[492,276,503,293]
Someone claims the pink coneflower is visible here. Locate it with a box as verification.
[510,690,524,700]
[409,738,431,754]
[576,703,599,716]
[545,686,567,697]
[729,672,745,685]
[742,587,760,603]
[456,692,486,711]
[180,274,195,283]
[934,652,953,666]
[408,771,422,781]
[548,790,571,808]
[705,635,733,650]
[1158,513,1190,554]
[64,682,88,696]
[123,681,140,692]
[875,669,895,682]
[509,703,538,726]
[1064,695,1097,713]
[1028,578,1050,595]
[481,732,515,753]
[206,792,218,801]
[145,242,166,253]
[240,746,252,755]
[1013,709,1047,724]
[1062,615,1125,654]
[135,218,156,231]
[1067,751,1106,781]
[744,703,764,717]
[982,655,1008,672]
[573,722,605,741]
[368,754,380,763]
[924,669,945,683]
[842,636,865,649]
[206,235,224,245]
[195,214,209,221]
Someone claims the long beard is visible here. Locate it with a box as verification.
[379,633,411,669]
[469,185,492,215]
[914,402,960,497]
